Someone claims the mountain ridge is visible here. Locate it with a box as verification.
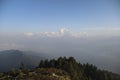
[0,50,45,72]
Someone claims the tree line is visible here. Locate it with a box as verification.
[38,57,120,80]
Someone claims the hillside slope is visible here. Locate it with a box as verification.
[0,50,45,72]
[0,68,70,80]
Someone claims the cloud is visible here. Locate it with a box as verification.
[60,28,70,35]
[24,32,34,37]
[22,27,120,38]
[23,28,88,38]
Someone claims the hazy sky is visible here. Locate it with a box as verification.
[1,0,120,33]
[0,0,120,74]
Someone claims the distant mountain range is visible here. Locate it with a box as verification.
[0,50,46,72]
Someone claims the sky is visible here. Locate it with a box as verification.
[0,0,120,74]
[0,0,120,33]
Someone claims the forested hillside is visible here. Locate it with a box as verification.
[38,57,120,80]
[0,57,120,80]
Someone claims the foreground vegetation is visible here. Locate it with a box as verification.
[0,68,70,80]
[0,57,120,80]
